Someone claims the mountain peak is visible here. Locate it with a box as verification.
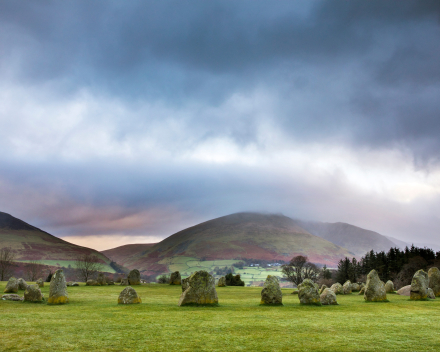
[0,211,41,232]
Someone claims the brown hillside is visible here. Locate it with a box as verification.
[101,243,155,266]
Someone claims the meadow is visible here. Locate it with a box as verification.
[1,282,440,352]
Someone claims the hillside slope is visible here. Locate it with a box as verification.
[101,243,155,266]
[0,211,115,272]
[297,220,397,257]
[117,212,355,274]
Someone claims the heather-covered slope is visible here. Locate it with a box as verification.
[0,211,115,272]
[101,243,155,267]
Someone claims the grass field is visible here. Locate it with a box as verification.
[1,282,440,352]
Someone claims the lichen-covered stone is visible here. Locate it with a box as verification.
[397,285,411,296]
[343,280,352,294]
[67,282,79,286]
[24,284,44,302]
[330,282,343,295]
[120,278,129,286]
[319,284,328,295]
[18,278,28,290]
[384,280,394,293]
[182,277,190,292]
[364,270,387,302]
[86,279,100,286]
[2,294,23,301]
[428,267,440,297]
[48,269,69,304]
[118,286,142,304]
[169,271,181,285]
[36,278,44,288]
[127,269,141,285]
[298,279,321,305]
[107,280,115,285]
[358,286,366,295]
[178,270,218,306]
[320,288,338,305]
[260,275,283,305]
[410,269,428,300]
[427,288,435,299]
[97,273,107,286]
[218,276,226,287]
[4,277,18,293]
[351,283,360,292]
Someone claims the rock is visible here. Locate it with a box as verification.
[118,286,142,304]
[107,280,115,285]
[330,283,343,295]
[319,284,328,294]
[71,282,79,286]
[428,288,435,299]
[396,285,411,296]
[410,269,429,300]
[178,271,218,306]
[182,277,190,292]
[48,269,69,304]
[120,278,129,286]
[127,269,141,285]
[343,280,352,294]
[384,280,394,293]
[67,282,79,287]
[320,288,338,305]
[218,276,226,287]
[18,278,28,290]
[351,283,360,292]
[36,278,44,288]
[2,294,23,301]
[86,279,100,286]
[4,277,18,293]
[364,270,387,302]
[260,275,283,305]
[428,267,440,297]
[358,286,365,295]
[97,273,107,286]
[169,271,181,285]
[298,279,321,305]
[24,284,44,302]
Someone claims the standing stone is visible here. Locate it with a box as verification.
[24,284,44,302]
[218,276,226,287]
[169,271,181,285]
[428,288,436,299]
[298,279,321,305]
[410,269,429,300]
[320,288,338,305]
[384,280,394,293]
[343,280,352,294]
[97,273,107,286]
[319,284,328,295]
[118,286,141,304]
[330,282,343,295]
[364,270,387,302]
[178,271,218,306]
[2,294,23,301]
[86,279,100,286]
[48,269,69,304]
[120,278,129,286]
[36,278,44,288]
[127,269,141,285]
[351,283,360,292]
[182,277,190,292]
[4,277,18,293]
[428,267,440,297]
[260,275,283,305]
[397,285,411,296]
[18,278,28,290]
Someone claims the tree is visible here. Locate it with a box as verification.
[0,247,16,281]
[225,273,245,286]
[321,265,332,280]
[74,253,103,282]
[157,274,170,284]
[24,260,45,281]
[281,255,319,286]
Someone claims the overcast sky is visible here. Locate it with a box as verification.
[1,1,440,250]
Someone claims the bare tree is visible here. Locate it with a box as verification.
[281,255,320,286]
[0,247,16,281]
[74,253,104,282]
[24,261,45,281]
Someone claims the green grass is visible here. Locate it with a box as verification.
[1,282,440,351]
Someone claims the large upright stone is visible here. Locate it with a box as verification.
[384,280,394,293]
[182,277,190,292]
[330,282,343,295]
[120,278,129,286]
[118,286,141,304]
[24,284,44,302]
[178,271,218,306]
[428,267,440,297]
[4,277,18,293]
[127,269,141,285]
[351,283,360,292]
[320,288,338,305]
[343,280,352,294]
[364,270,387,302]
[169,271,181,285]
[97,273,107,286]
[427,288,436,299]
[260,275,283,305]
[410,269,428,300]
[48,269,69,304]
[36,278,44,288]
[18,278,28,290]
[397,285,411,296]
[298,279,321,305]
[218,276,226,287]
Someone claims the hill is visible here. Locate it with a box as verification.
[109,212,355,275]
[101,243,155,266]
[0,211,116,272]
[296,220,397,257]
